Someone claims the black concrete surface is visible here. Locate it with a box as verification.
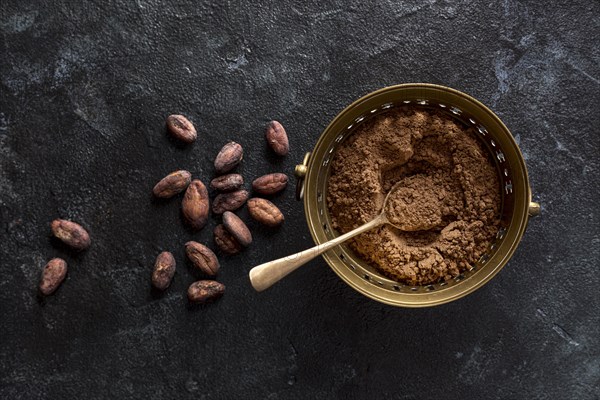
[1,1,599,399]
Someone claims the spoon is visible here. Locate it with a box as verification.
[249,180,442,292]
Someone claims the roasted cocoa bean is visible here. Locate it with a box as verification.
[153,170,192,198]
[265,120,289,156]
[212,189,248,214]
[187,280,225,303]
[166,114,197,143]
[222,211,252,247]
[210,173,244,192]
[182,180,209,230]
[252,173,288,195]
[247,198,284,227]
[51,219,91,250]
[213,224,242,254]
[39,258,68,295]
[151,251,176,290]
[185,241,220,276]
[214,141,243,174]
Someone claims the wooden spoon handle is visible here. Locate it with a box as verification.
[249,216,384,292]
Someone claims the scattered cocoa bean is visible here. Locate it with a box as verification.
[222,211,252,247]
[182,180,209,230]
[187,280,225,304]
[212,189,249,214]
[252,173,288,195]
[39,258,67,296]
[247,198,284,227]
[151,251,176,290]
[265,120,289,156]
[166,114,197,143]
[210,173,244,192]
[51,219,91,250]
[153,170,192,198]
[214,141,243,174]
[185,241,220,276]
[214,224,242,254]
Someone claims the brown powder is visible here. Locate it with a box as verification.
[326,106,501,285]
[384,174,443,231]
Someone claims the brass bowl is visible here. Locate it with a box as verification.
[295,83,539,307]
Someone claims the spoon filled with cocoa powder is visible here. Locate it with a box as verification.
[249,177,442,292]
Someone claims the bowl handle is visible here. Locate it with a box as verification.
[528,201,541,217]
[294,152,311,201]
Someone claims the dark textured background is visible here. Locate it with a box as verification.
[1,1,599,399]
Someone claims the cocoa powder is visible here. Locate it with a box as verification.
[327,107,501,285]
[384,175,442,232]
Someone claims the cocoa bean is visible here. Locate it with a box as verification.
[210,173,244,192]
[214,141,243,174]
[222,211,252,247]
[153,170,192,198]
[39,258,67,296]
[212,189,248,214]
[214,224,242,254]
[265,120,289,156]
[182,180,209,230]
[252,173,288,195]
[166,114,197,143]
[151,251,176,290]
[51,219,91,250]
[247,198,284,227]
[185,241,220,276]
[187,280,225,304]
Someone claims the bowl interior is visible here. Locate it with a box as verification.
[303,84,531,307]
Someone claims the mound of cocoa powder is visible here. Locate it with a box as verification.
[384,174,443,231]
[327,106,501,285]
